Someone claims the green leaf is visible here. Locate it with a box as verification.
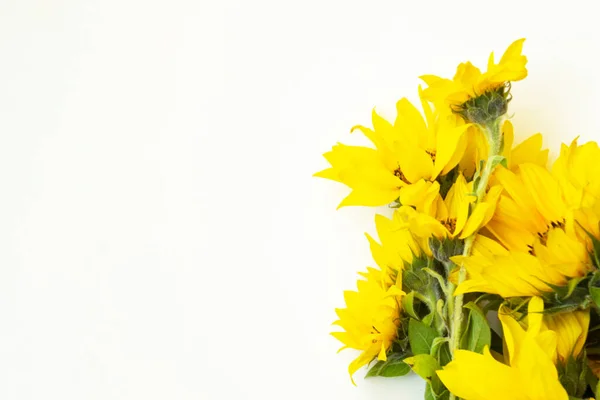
[460,302,491,354]
[424,383,449,400]
[403,354,439,382]
[422,312,434,327]
[409,318,438,355]
[365,353,411,378]
[402,291,419,320]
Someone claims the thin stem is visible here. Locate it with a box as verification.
[447,120,503,400]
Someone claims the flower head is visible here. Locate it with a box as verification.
[331,266,404,384]
[421,39,527,110]
[454,233,575,297]
[315,95,469,211]
[487,163,591,276]
[331,212,419,384]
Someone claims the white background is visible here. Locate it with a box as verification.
[1,0,599,399]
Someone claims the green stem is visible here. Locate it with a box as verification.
[447,120,503,400]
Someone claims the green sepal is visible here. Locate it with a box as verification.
[557,353,589,398]
[365,352,411,378]
[428,236,464,275]
[402,255,432,294]
[540,276,591,314]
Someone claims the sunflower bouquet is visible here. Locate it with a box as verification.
[316,39,600,400]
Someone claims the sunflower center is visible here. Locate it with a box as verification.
[394,167,410,184]
[537,220,566,245]
[441,218,457,232]
[371,325,381,343]
[426,150,436,163]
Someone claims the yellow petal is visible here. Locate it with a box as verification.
[459,185,503,239]
[445,173,471,235]
[510,133,548,169]
[437,348,523,400]
[337,187,400,209]
[434,122,470,178]
[396,145,434,182]
[518,163,566,223]
[394,98,427,147]
[498,304,527,365]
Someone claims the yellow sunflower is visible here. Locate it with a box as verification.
[452,235,568,297]
[486,163,591,277]
[402,173,502,240]
[331,266,404,384]
[315,94,469,210]
[421,39,527,108]
[437,297,568,400]
[332,212,422,384]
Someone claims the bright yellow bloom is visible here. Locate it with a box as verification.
[331,267,404,384]
[454,140,600,297]
[403,173,502,240]
[315,95,469,210]
[438,297,568,400]
[421,39,527,108]
[543,309,590,362]
[332,212,420,384]
[453,235,568,297]
[487,163,590,277]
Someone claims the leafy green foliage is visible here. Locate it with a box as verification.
[425,383,449,400]
[557,354,589,398]
[408,318,438,355]
[403,354,439,381]
[430,337,451,367]
[405,354,448,400]
[429,236,464,275]
[365,353,411,378]
[459,302,491,354]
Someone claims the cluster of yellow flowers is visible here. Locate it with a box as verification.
[317,39,600,400]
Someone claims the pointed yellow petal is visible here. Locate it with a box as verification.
[337,187,400,209]
[518,163,566,223]
[510,133,548,169]
[459,185,502,239]
[437,348,523,400]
